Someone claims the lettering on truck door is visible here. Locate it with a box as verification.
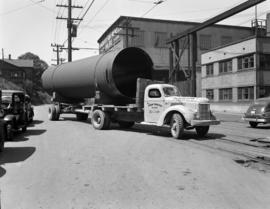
[144,88,164,123]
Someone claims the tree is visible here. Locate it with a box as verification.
[18,52,48,92]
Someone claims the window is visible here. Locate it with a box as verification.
[219,60,232,74]
[238,86,254,101]
[206,89,214,100]
[259,54,270,70]
[132,30,144,46]
[154,32,168,48]
[219,88,232,101]
[148,89,161,98]
[221,36,232,45]
[206,64,214,76]
[238,54,254,70]
[200,34,212,50]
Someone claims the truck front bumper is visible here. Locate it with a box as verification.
[191,119,220,126]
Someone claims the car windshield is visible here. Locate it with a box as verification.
[163,87,181,97]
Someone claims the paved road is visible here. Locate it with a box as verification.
[0,106,270,209]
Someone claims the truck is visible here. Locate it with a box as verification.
[42,47,220,139]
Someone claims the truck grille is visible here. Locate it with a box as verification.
[198,103,210,120]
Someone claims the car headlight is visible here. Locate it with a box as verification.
[261,107,265,113]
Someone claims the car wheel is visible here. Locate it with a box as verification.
[249,121,258,128]
[6,124,13,141]
[195,126,209,137]
[170,113,184,139]
[0,125,5,152]
[118,121,134,129]
[91,110,110,130]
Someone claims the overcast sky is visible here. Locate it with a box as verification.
[1,0,269,65]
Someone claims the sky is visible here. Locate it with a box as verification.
[0,0,270,65]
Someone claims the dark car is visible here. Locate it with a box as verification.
[0,90,28,140]
[243,97,270,128]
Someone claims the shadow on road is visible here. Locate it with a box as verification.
[11,129,46,142]
[28,120,44,127]
[0,147,36,164]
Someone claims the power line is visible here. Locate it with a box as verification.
[77,0,95,28]
[28,0,56,13]
[141,0,165,17]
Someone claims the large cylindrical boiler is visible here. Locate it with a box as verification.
[42,47,153,103]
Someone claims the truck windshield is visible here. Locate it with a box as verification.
[163,87,181,97]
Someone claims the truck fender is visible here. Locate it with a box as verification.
[157,105,194,126]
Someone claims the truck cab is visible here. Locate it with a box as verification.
[143,84,220,138]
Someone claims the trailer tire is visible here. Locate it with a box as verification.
[91,110,110,130]
[195,126,209,137]
[118,121,134,129]
[48,105,56,121]
[76,113,88,121]
[170,113,184,139]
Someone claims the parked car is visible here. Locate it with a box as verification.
[243,97,270,128]
[0,90,6,151]
[0,90,28,140]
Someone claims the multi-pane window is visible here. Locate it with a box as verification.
[219,88,232,101]
[206,89,214,100]
[206,64,214,76]
[200,34,212,50]
[132,30,144,47]
[238,54,254,70]
[154,32,168,48]
[221,36,232,45]
[238,86,254,100]
[219,60,232,74]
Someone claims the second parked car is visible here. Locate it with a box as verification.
[243,96,270,128]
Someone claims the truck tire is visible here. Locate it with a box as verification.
[76,113,88,121]
[6,123,13,141]
[48,105,56,121]
[91,110,110,130]
[170,113,184,139]
[249,121,258,128]
[195,126,209,137]
[0,125,5,152]
[118,121,134,129]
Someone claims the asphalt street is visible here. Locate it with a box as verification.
[0,105,270,209]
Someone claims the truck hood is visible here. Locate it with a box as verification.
[165,96,209,111]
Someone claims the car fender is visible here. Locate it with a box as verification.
[157,105,194,126]
[4,114,16,123]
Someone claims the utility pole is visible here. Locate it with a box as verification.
[51,43,65,65]
[56,1,83,62]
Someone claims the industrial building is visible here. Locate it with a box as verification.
[0,56,34,92]
[201,32,270,112]
[97,16,254,95]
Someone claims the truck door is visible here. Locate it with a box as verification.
[144,88,164,123]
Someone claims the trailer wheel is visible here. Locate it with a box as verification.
[48,105,56,121]
[118,121,134,129]
[249,121,258,128]
[195,126,209,137]
[0,125,5,152]
[91,110,110,130]
[76,113,88,121]
[170,113,184,139]
[55,104,61,121]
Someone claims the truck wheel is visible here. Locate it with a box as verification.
[118,121,134,129]
[170,113,184,139]
[6,124,13,141]
[76,113,88,121]
[91,110,110,130]
[0,126,5,152]
[195,126,209,137]
[249,121,258,128]
[48,105,56,121]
